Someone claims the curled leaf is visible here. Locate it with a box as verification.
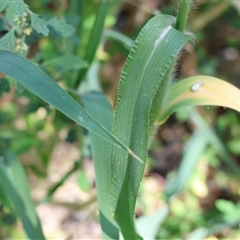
[158,75,240,124]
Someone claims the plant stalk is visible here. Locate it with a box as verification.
[175,0,193,32]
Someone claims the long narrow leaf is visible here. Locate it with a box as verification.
[188,108,240,180]
[0,50,141,162]
[135,205,169,239]
[104,29,134,51]
[110,14,194,239]
[0,149,45,239]
[75,0,109,86]
[164,107,240,200]
[81,92,119,239]
[164,130,208,199]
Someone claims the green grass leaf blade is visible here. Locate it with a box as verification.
[42,53,88,71]
[135,205,169,239]
[188,108,240,181]
[0,149,45,239]
[81,92,119,239]
[75,0,109,87]
[110,14,194,239]
[165,107,240,200]
[104,29,134,51]
[38,162,80,205]
[164,130,208,199]
[0,50,140,162]
[83,0,108,64]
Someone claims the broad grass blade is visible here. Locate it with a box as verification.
[81,92,119,239]
[0,50,140,162]
[0,149,45,239]
[110,14,194,239]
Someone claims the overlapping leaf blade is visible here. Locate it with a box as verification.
[81,92,119,239]
[104,29,134,50]
[110,14,194,239]
[164,130,208,199]
[75,0,109,87]
[135,205,169,239]
[188,108,240,180]
[0,50,139,160]
[0,149,45,239]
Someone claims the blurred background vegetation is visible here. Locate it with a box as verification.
[0,0,240,239]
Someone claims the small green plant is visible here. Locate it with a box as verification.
[0,0,74,55]
[0,0,240,239]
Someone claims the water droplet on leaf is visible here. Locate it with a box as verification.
[78,116,84,123]
[191,82,204,92]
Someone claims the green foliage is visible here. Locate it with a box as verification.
[165,129,208,199]
[75,0,109,87]
[29,11,49,36]
[216,200,240,222]
[12,0,25,17]
[0,2,8,12]
[0,149,45,239]
[82,91,119,239]
[110,14,193,239]
[0,51,137,159]
[0,30,16,51]
[0,0,240,239]
[0,1,75,55]
[0,78,10,96]
[47,17,75,38]
[42,53,88,71]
